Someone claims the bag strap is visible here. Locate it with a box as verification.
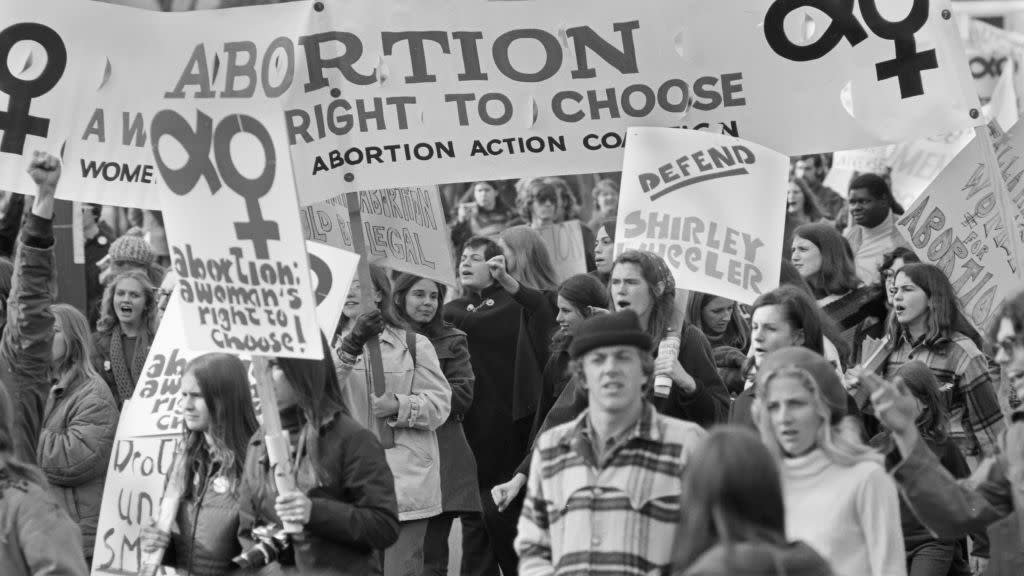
[406,329,417,366]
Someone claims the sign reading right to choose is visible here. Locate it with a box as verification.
[615,127,788,305]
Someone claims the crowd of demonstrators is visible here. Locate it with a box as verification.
[10,152,1024,576]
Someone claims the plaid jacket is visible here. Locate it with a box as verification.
[884,332,1005,458]
[515,403,705,576]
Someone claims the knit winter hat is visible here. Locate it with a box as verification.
[757,347,847,418]
[569,310,652,360]
[108,228,155,267]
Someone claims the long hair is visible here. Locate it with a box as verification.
[793,222,861,299]
[339,264,407,333]
[609,250,679,350]
[751,286,826,356]
[96,269,159,336]
[0,383,48,486]
[180,353,258,497]
[686,291,749,352]
[518,180,562,224]
[885,263,983,349]
[789,177,825,222]
[544,176,580,222]
[592,178,619,214]
[989,289,1024,347]
[672,427,788,572]
[51,304,102,388]
[850,172,904,216]
[756,366,883,467]
[392,273,449,339]
[276,334,348,484]
[500,225,559,291]
[551,273,609,353]
[879,246,920,278]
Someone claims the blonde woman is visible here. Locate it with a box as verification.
[755,347,905,576]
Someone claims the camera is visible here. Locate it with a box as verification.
[232,524,291,569]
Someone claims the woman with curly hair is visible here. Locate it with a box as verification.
[91,269,159,409]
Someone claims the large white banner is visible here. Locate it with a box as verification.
[0,0,982,207]
[615,127,788,305]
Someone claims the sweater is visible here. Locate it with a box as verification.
[844,212,912,286]
[782,449,905,576]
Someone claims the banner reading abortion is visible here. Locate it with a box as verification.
[301,187,456,286]
[0,0,981,205]
[616,127,787,305]
[153,101,321,360]
[895,122,1024,331]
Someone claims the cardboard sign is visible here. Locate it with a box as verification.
[615,127,788,305]
[91,431,179,576]
[537,221,587,282]
[153,101,321,359]
[305,239,359,338]
[300,187,456,286]
[0,0,982,205]
[895,122,1023,331]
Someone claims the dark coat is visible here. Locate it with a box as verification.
[427,326,481,514]
[677,541,833,576]
[5,213,57,464]
[237,409,399,575]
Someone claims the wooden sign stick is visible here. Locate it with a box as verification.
[251,357,304,534]
[346,191,394,449]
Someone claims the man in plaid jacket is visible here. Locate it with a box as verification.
[515,310,706,575]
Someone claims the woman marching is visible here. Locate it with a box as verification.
[140,353,259,576]
[755,347,905,576]
[37,304,119,564]
[391,272,481,576]
[91,269,159,409]
[333,265,451,575]
[238,336,400,575]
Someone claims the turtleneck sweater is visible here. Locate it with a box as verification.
[781,449,906,576]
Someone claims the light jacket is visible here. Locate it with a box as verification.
[893,413,1024,576]
[335,326,451,521]
[37,372,118,556]
[0,468,89,576]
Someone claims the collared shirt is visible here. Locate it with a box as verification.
[884,331,1005,457]
[515,403,705,576]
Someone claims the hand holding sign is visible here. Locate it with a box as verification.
[340,309,385,357]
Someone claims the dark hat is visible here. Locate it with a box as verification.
[569,310,652,360]
[757,347,847,418]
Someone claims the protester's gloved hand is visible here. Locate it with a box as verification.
[341,309,385,356]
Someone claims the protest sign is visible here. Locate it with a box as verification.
[537,221,587,282]
[0,0,982,203]
[615,127,787,305]
[305,239,359,338]
[965,19,1024,110]
[152,101,321,359]
[92,430,179,576]
[895,122,1023,331]
[300,187,456,286]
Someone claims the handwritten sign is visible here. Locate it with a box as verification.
[537,221,586,282]
[616,127,787,305]
[305,240,359,338]
[895,122,1023,331]
[92,432,179,576]
[151,101,320,360]
[300,187,455,286]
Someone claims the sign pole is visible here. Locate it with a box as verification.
[345,191,394,448]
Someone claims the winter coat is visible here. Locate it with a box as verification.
[237,408,399,575]
[3,213,57,464]
[334,326,451,521]
[426,326,481,514]
[677,541,833,576]
[443,285,535,488]
[0,467,89,576]
[162,448,246,576]
[37,372,118,556]
[892,413,1024,576]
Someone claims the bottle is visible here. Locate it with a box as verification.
[654,329,681,398]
